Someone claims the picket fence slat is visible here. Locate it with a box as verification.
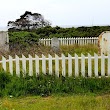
[94,53,98,77]
[29,54,33,76]
[88,54,92,77]
[62,54,66,77]
[49,54,52,75]
[2,56,6,71]
[0,53,110,78]
[75,54,79,77]
[42,54,46,74]
[101,54,105,76]
[22,54,26,74]
[68,54,72,77]
[9,55,13,75]
[16,55,20,76]
[35,55,39,75]
[55,54,59,77]
[81,54,85,77]
[39,37,98,46]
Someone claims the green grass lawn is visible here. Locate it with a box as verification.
[0,94,110,110]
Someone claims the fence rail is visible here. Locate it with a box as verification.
[39,37,98,46]
[0,53,110,78]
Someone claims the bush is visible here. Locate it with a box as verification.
[0,71,110,97]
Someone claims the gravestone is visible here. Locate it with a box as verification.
[51,37,60,53]
[0,31,9,52]
[98,31,110,55]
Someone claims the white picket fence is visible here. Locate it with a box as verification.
[39,37,98,46]
[0,53,110,78]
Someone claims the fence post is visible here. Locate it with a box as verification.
[55,54,59,77]
[68,54,72,77]
[94,53,98,77]
[81,54,85,77]
[75,54,79,77]
[9,55,13,75]
[60,38,62,45]
[88,53,92,77]
[29,54,33,76]
[62,54,66,77]
[62,38,64,45]
[22,54,26,74]
[71,38,73,45]
[80,38,82,45]
[15,55,20,76]
[65,38,67,46]
[2,56,6,71]
[73,37,75,44]
[101,54,105,76]
[49,38,51,46]
[48,54,52,75]
[42,54,46,74]
[67,38,69,46]
[35,55,39,75]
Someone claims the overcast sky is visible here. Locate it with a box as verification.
[0,0,110,28]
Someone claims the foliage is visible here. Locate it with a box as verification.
[8,26,110,48]
[9,31,40,50]
[34,25,110,38]
[8,25,110,52]
[8,11,51,30]
[0,71,110,97]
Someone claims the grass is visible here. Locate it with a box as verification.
[0,94,110,110]
[0,44,108,110]
[0,44,98,58]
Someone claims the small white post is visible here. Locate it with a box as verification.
[29,54,33,76]
[68,54,72,77]
[82,38,84,45]
[35,55,39,75]
[101,54,105,76]
[22,54,26,74]
[15,55,20,76]
[48,54,52,75]
[60,38,62,45]
[2,56,6,71]
[80,38,82,45]
[42,54,46,74]
[75,54,79,77]
[62,38,64,45]
[88,53,92,77]
[67,38,69,46]
[9,55,13,75]
[94,53,98,77]
[81,54,85,77]
[55,54,59,77]
[62,54,66,77]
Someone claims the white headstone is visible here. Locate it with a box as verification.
[51,37,60,53]
[0,31,9,52]
[98,31,110,55]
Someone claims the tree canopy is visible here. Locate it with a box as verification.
[7,11,51,30]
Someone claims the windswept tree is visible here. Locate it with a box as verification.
[8,11,51,30]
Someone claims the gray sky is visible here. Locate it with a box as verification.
[0,0,110,27]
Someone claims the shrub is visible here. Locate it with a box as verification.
[0,72,110,97]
